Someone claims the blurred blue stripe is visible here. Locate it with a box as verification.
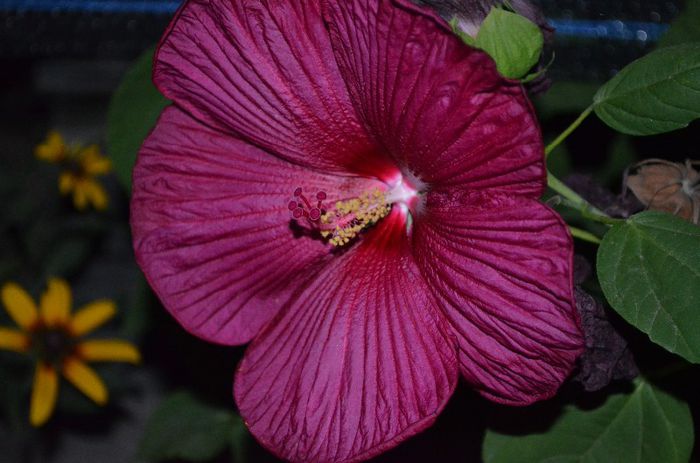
[549,19,669,42]
[0,0,181,14]
[0,1,671,42]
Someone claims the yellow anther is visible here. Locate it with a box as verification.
[320,188,390,247]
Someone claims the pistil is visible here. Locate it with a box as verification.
[289,177,419,247]
[320,189,390,246]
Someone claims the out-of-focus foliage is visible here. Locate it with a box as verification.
[107,46,169,191]
[138,392,248,462]
[0,149,105,283]
[534,81,599,118]
[658,0,700,47]
[594,135,636,187]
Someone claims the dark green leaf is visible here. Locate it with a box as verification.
[473,8,543,79]
[483,380,693,463]
[597,212,700,362]
[658,0,700,48]
[229,414,249,463]
[593,44,700,135]
[138,392,234,462]
[106,46,169,192]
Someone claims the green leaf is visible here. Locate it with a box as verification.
[658,0,700,48]
[483,380,694,463]
[106,46,169,191]
[597,211,700,362]
[474,8,543,79]
[593,43,700,135]
[138,392,234,462]
[229,414,249,463]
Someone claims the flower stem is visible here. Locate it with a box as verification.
[568,226,602,244]
[547,172,622,226]
[543,105,623,231]
[547,172,599,214]
[544,105,594,158]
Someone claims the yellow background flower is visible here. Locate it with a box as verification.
[0,279,140,426]
[35,131,112,211]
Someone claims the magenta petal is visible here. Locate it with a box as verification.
[322,0,544,195]
[413,192,584,405]
[154,0,378,174]
[234,210,458,463]
[131,106,378,345]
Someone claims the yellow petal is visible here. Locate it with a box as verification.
[1,282,39,329]
[62,357,108,405]
[58,172,76,195]
[35,131,67,163]
[30,362,59,427]
[40,279,72,328]
[73,182,89,210]
[80,146,112,175]
[86,158,112,176]
[0,327,30,352]
[76,340,140,364]
[83,180,109,211]
[69,300,116,336]
[79,144,98,158]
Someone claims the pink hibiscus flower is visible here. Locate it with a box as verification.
[130,1,584,461]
